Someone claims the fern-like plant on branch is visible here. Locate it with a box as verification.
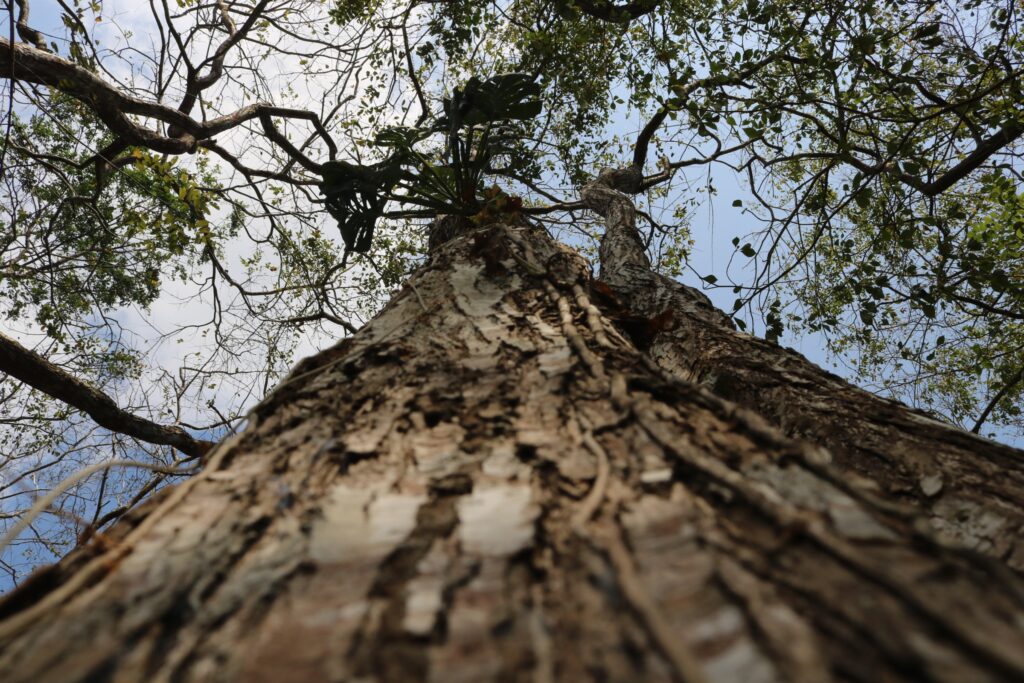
[318,73,542,255]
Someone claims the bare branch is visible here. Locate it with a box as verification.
[0,332,212,458]
[0,37,337,164]
[972,362,1024,434]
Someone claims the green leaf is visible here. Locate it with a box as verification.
[440,73,543,128]
[854,186,873,209]
[319,159,404,253]
[912,23,941,40]
[374,126,431,150]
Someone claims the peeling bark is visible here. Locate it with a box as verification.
[0,208,1023,682]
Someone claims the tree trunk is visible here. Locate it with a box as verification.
[1,182,1024,683]
[583,167,1024,569]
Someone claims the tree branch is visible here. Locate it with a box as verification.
[0,37,336,164]
[580,165,651,279]
[13,0,46,51]
[0,332,212,458]
[171,0,271,130]
[972,362,1024,434]
[912,120,1024,196]
[633,109,667,168]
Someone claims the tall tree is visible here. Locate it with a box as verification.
[2,163,1024,683]
[1,1,1023,680]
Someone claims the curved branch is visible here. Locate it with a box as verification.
[972,362,1024,434]
[910,120,1024,196]
[633,110,667,168]
[818,115,1024,197]
[0,37,337,163]
[173,0,272,122]
[0,333,212,458]
[13,0,46,51]
[257,112,324,173]
[580,165,651,278]
[632,51,806,170]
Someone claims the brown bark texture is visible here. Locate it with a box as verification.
[1,173,1023,683]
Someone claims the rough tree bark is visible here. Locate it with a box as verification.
[1,171,1023,683]
[583,167,1024,568]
